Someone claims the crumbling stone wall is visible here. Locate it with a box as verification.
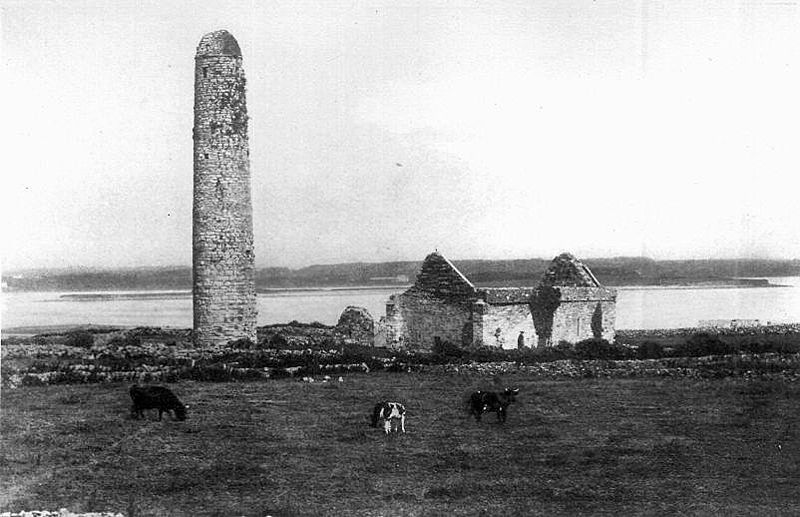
[385,291,472,351]
[337,306,375,345]
[530,286,562,347]
[530,255,616,346]
[480,304,538,349]
[382,295,406,348]
[192,30,257,347]
[532,286,616,346]
[476,287,539,348]
[550,289,617,344]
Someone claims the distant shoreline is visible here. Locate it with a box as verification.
[2,279,792,299]
[5,258,798,294]
[46,285,411,300]
[614,283,790,291]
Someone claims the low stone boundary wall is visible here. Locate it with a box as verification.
[2,362,372,389]
[0,511,123,517]
[412,353,800,379]
[617,323,800,341]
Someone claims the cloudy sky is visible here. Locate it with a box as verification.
[2,0,798,269]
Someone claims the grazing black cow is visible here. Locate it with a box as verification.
[370,401,406,434]
[129,385,187,421]
[468,388,519,423]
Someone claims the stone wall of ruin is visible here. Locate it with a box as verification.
[551,299,616,344]
[336,306,375,346]
[479,304,539,349]
[384,292,472,351]
[531,286,616,346]
[382,296,405,348]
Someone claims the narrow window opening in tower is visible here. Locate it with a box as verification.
[203,67,208,78]
[204,153,209,159]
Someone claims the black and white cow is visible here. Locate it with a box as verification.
[370,401,406,434]
[130,384,188,421]
[468,388,519,423]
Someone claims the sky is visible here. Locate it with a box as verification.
[1,0,799,270]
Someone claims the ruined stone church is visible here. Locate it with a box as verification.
[382,252,616,350]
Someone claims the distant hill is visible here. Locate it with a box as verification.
[3,267,192,292]
[4,258,799,292]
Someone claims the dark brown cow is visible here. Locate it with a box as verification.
[468,388,519,423]
[130,385,187,421]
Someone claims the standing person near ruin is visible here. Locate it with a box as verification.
[517,331,525,349]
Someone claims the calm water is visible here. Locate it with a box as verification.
[2,278,799,332]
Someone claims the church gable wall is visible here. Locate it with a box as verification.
[412,253,476,302]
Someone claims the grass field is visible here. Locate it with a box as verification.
[2,373,800,516]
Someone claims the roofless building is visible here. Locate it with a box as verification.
[383,252,616,349]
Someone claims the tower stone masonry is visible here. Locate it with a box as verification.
[192,30,257,347]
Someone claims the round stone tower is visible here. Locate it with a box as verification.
[192,30,257,347]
